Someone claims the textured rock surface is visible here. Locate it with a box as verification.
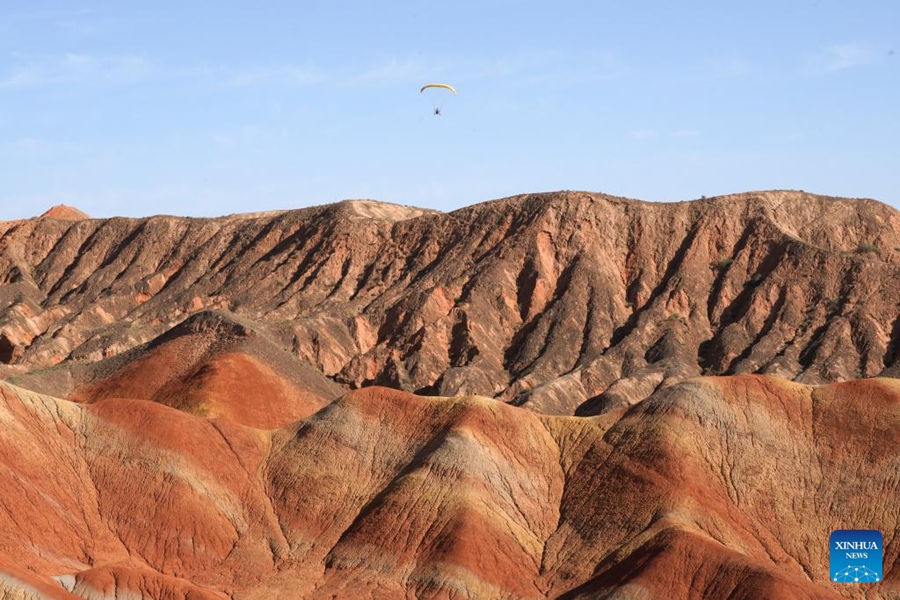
[38,205,91,221]
[2,192,900,415]
[1,192,898,598]
[0,378,895,598]
[8,310,344,428]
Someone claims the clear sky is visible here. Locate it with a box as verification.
[1,1,898,219]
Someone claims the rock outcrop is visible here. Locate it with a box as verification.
[0,377,895,598]
[8,310,344,428]
[2,191,899,414]
[1,191,898,598]
[39,205,91,221]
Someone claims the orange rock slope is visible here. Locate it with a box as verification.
[0,376,895,598]
[39,205,91,221]
[1,192,899,598]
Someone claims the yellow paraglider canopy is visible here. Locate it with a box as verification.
[420,83,457,95]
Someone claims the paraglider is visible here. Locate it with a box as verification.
[420,83,456,116]
[420,83,457,95]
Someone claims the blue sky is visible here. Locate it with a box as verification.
[1,1,897,218]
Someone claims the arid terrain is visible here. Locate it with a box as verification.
[0,190,898,598]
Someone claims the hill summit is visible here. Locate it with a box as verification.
[39,205,90,221]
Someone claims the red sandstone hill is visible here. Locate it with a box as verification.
[2,191,899,415]
[9,310,344,428]
[39,205,91,221]
[0,377,895,598]
[1,191,898,598]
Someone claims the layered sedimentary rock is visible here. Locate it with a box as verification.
[10,310,344,428]
[2,191,899,415]
[1,191,898,598]
[0,377,896,598]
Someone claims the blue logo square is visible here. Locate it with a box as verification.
[830,530,882,583]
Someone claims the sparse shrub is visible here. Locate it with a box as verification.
[665,313,688,326]
[746,273,764,287]
[397,371,412,389]
[710,257,734,271]
[825,297,842,311]
[855,241,880,254]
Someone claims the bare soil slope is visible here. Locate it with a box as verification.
[2,191,899,415]
[1,191,898,598]
[7,310,344,428]
[39,205,91,221]
[0,377,895,598]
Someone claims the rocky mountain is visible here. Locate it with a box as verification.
[9,310,344,429]
[2,191,899,416]
[39,205,91,221]
[0,376,896,598]
[1,190,898,598]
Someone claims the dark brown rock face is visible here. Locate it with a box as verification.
[3,192,900,414]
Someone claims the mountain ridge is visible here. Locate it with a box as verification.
[1,189,898,598]
[3,189,899,415]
